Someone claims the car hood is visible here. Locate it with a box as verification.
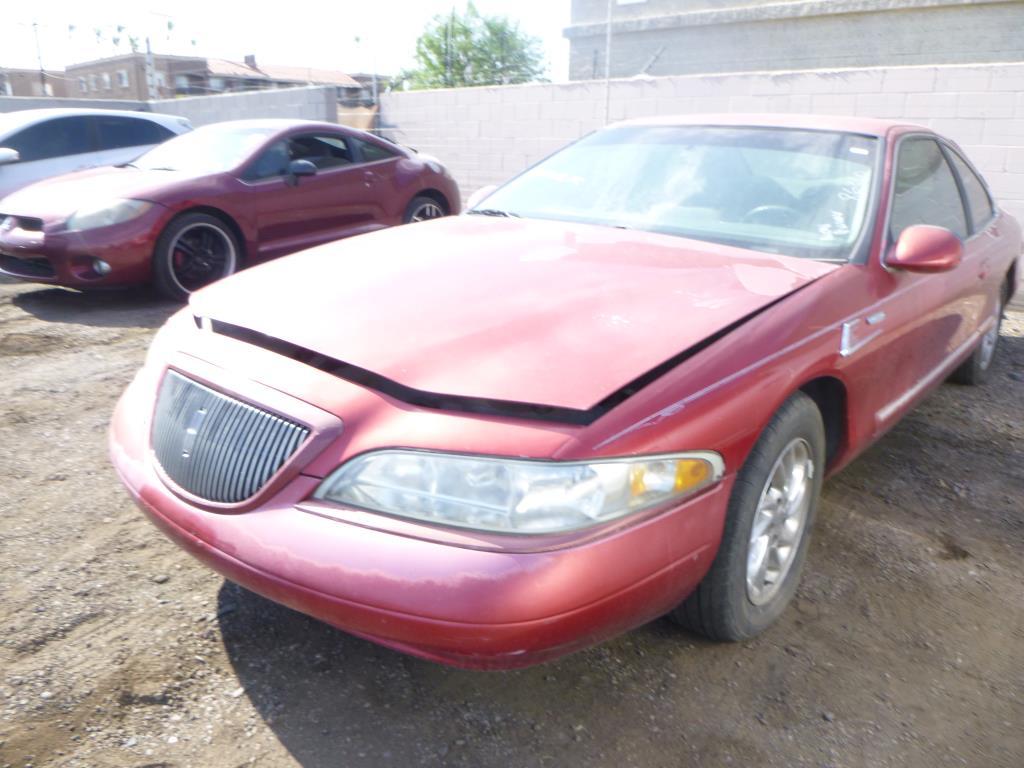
[0,166,199,220]
[191,216,838,414]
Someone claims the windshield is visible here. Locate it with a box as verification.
[133,124,278,174]
[475,125,879,261]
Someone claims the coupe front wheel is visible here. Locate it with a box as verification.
[403,196,447,224]
[152,213,240,302]
[669,392,825,641]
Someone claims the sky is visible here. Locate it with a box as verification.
[3,1,572,82]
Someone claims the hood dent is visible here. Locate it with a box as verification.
[204,277,816,426]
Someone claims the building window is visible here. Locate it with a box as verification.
[209,77,225,91]
[117,70,129,88]
[155,71,167,88]
[89,75,97,92]
[79,77,87,94]
[101,72,112,90]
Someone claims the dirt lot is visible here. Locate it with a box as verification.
[0,276,1021,768]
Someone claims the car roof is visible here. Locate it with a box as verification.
[617,113,928,138]
[0,108,191,138]
[189,118,345,132]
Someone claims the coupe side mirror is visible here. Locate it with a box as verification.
[0,148,20,167]
[286,159,317,185]
[466,185,498,210]
[887,225,963,273]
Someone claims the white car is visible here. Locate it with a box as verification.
[0,108,191,199]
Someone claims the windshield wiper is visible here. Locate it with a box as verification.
[467,208,520,218]
[147,166,178,171]
[116,162,138,169]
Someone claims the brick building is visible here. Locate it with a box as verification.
[64,53,361,101]
[0,68,68,98]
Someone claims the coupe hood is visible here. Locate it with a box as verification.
[0,166,197,221]
[191,217,838,416]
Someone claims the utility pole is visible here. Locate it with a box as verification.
[32,22,46,95]
[603,0,613,123]
[145,37,158,100]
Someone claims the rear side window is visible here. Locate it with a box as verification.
[947,151,995,232]
[92,115,175,150]
[889,138,967,241]
[358,138,397,162]
[3,116,94,162]
[290,134,353,171]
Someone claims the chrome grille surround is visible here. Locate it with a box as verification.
[152,370,310,504]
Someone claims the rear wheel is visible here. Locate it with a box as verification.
[669,392,825,641]
[403,196,447,224]
[950,294,1003,385]
[153,213,240,302]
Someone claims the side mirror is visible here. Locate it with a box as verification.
[466,184,498,210]
[286,159,317,185]
[887,225,963,273]
[0,148,20,166]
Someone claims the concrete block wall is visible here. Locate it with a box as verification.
[0,96,148,113]
[379,62,1024,226]
[149,86,337,126]
[0,86,337,126]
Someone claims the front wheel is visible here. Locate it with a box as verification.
[669,391,825,641]
[152,213,240,302]
[403,196,447,224]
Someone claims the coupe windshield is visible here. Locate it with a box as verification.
[475,125,878,261]
[133,124,278,174]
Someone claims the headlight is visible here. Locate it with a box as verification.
[313,450,724,534]
[66,199,152,231]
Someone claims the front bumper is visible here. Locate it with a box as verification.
[109,363,732,669]
[0,206,168,287]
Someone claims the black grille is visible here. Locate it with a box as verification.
[152,371,310,504]
[0,254,55,278]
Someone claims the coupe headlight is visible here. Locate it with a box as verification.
[66,199,152,231]
[313,450,724,534]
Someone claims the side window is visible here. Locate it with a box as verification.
[289,134,354,171]
[357,138,397,163]
[243,140,291,181]
[92,116,174,150]
[889,138,967,241]
[947,151,995,233]
[3,117,94,162]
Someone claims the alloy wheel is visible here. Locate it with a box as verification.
[168,223,237,294]
[746,438,814,606]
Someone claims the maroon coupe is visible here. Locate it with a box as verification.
[0,119,459,300]
[110,115,1020,668]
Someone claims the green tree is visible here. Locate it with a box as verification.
[402,3,546,89]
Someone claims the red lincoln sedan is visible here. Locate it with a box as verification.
[110,115,1020,668]
[0,119,459,300]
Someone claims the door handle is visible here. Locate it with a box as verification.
[363,171,376,187]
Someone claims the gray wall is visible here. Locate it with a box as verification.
[566,0,1024,79]
[0,96,148,113]
[148,86,337,126]
[0,86,337,125]
[380,62,1024,227]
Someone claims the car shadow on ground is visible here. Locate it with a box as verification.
[9,285,179,329]
[216,580,722,768]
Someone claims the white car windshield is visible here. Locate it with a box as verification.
[132,124,278,174]
[474,125,879,261]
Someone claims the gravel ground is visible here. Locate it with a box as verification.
[0,277,1022,768]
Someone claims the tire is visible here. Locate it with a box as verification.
[152,212,241,302]
[669,391,826,641]
[403,195,447,224]
[949,293,1003,385]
